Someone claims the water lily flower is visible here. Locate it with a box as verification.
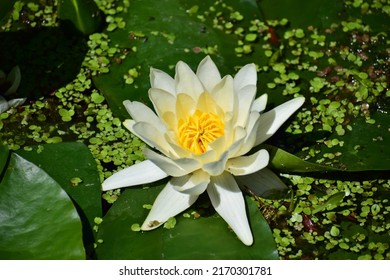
[102,56,304,245]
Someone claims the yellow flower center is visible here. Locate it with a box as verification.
[178,110,224,154]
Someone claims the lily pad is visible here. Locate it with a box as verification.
[58,0,103,35]
[265,112,390,174]
[265,144,340,173]
[0,143,9,176]
[258,0,344,28]
[96,184,278,259]
[0,153,85,259]
[17,142,102,257]
[0,0,15,22]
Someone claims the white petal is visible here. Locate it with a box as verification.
[196,56,221,92]
[175,61,204,98]
[141,182,198,230]
[102,160,168,191]
[175,93,196,121]
[202,151,229,176]
[209,75,235,114]
[171,169,210,195]
[124,120,173,156]
[235,84,256,127]
[163,132,191,158]
[235,168,288,198]
[150,67,175,94]
[193,148,218,164]
[148,88,176,125]
[233,112,260,157]
[7,98,26,108]
[255,97,305,146]
[234,63,257,91]
[206,133,228,159]
[207,172,253,246]
[0,96,10,114]
[226,126,248,157]
[144,148,200,177]
[226,149,269,176]
[149,88,177,130]
[251,93,268,113]
[123,100,165,132]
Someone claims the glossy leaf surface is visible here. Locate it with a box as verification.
[17,142,102,256]
[0,153,85,259]
[96,184,278,260]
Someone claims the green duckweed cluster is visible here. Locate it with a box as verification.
[0,0,145,191]
[1,0,389,259]
[263,176,390,259]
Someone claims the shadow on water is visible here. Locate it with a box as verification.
[0,25,88,99]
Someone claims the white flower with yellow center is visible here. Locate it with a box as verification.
[102,56,304,246]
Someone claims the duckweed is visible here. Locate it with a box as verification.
[1,0,388,260]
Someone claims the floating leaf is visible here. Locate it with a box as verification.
[264,144,340,173]
[265,136,390,173]
[258,0,344,28]
[0,0,15,22]
[17,142,102,257]
[0,143,9,176]
[58,0,103,35]
[0,153,85,259]
[96,184,278,260]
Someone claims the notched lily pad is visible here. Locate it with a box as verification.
[17,142,102,257]
[0,153,85,259]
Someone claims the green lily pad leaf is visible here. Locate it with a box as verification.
[0,143,9,176]
[96,184,278,259]
[17,142,102,257]
[0,0,15,22]
[324,112,390,171]
[258,0,343,28]
[58,0,103,35]
[0,153,85,259]
[93,0,265,119]
[264,144,340,173]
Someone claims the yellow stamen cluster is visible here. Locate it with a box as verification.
[178,110,224,154]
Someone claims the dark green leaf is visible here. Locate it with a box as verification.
[264,144,340,173]
[0,153,85,259]
[325,112,390,171]
[0,143,9,176]
[58,0,103,35]
[17,142,102,257]
[0,0,15,22]
[258,0,343,28]
[96,184,278,260]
